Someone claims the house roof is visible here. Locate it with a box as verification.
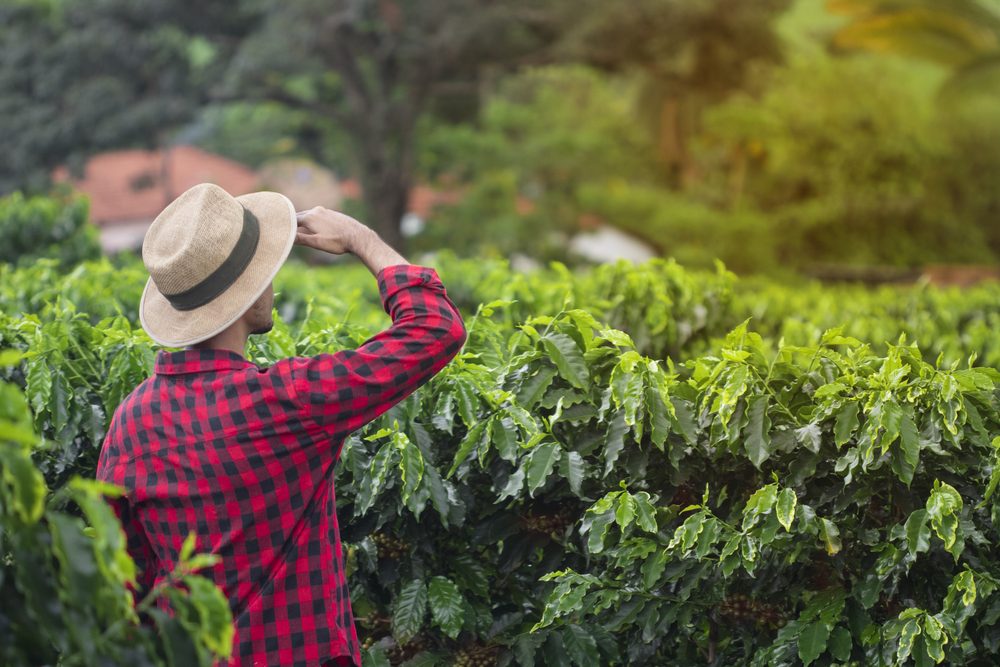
[52,145,259,225]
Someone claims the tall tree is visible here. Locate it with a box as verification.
[224,0,568,249]
[827,0,1000,98]
[0,0,251,194]
[562,0,791,189]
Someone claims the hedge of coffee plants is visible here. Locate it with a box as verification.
[2,238,1000,664]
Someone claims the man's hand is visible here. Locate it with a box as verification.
[294,206,410,276]
[294,207,373,255]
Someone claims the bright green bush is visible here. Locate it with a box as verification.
[0,190,101,268]
[2,257,999,665]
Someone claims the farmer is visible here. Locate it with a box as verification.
[95,182,467,667]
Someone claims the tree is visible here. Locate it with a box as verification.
[561,0,792,189]
[827,0,1000,99]
[0,0,252,194]
[225,0,570,249]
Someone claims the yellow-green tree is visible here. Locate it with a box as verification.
[827,0,1000,98]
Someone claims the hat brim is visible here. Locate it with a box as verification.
[139,191,297,348]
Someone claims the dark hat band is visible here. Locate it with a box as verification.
[162,207,261,311]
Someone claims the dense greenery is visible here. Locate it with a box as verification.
[0,189,100,268]
[2,253,999,665]
[0,350,234,666]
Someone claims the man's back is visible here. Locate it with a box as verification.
[97,264,467,667]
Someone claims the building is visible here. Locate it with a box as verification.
[52,145,260,253]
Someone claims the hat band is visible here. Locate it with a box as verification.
[162,207,261,311]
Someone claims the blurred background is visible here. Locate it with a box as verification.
[2,0,999,284]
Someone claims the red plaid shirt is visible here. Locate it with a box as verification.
[96,264,466,667]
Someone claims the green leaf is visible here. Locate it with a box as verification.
[834,401,860,447]
[148,608,201,667]
[819,518,841,556]
[447,421,487,479]
[776,487,797,532]
[392,579,428,644]
[642,548,668,589]
[356,441,397,515]
[427,576,464,639]
[179,531,197,562]
[670,396,697,446]
[633,492,658,533]
[586,511,615,554]
[926,481,963,554]
[517,366,558,407]
[795,423,823,454]
[451,553,489,599]
[362,646,391,667]
[560,624,599,667]
[905,509,931,557]
[183,575,235,656]
[454,378,479,426]
[897,618,922,663]
[398,434,426,506]
[491,415,519,463]
[672,512,707,552]
[744,395,772,468]
[828,626,852,662]
[742,483,778,530]
[48,513,101,612]
[899,405,920,475]
[541,333,589,389]
[25,356,52,424]
[646,385,671,451]
[615,493,637,531]
[0,443,47,524]
[798,621,832,667]
[880,400,903,452]
[559,450,585,496]
[421,461,452,527]
[526,441,562,497]
[603,411,628,478]
[498,465,525,502]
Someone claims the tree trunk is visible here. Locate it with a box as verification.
[352,101,418,255]
[361,166,409,253]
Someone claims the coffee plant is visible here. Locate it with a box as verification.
[1,250,999,665]
[0,350,234,666]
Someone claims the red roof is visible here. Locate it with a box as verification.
[52,145,259,225]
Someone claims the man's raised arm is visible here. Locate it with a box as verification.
[279,208,467,448]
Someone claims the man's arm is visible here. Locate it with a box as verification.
[279,208,467,450]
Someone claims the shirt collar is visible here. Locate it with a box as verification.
[154,348,258,375]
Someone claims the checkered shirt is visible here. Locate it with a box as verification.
[96,264,467,667]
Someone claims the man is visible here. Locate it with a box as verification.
[96,182,467,667]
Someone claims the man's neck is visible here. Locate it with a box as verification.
[188,325,249,357]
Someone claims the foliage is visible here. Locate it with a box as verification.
[697,52,1000,267]
[0,0,247,194]
[0,190,100,268]
[415,65,657,260]
[2,254,1000,665]
[0,350,234,667]
[827,0,1000,100]
[573,180,784,276]
[531,321,1000,665]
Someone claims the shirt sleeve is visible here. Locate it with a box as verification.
[281,263,467,449]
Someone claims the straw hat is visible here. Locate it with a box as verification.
[139,182,296,347]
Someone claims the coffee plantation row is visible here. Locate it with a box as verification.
[1,252,999,666]
[3,250,999,370]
